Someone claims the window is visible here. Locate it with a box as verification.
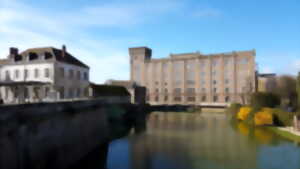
[60,87,65,99]
[213,88,217,93]
[225,88,230,93]
[225,79,229,84]
[15,69,19,79]
[29,52,38,60]
[186,88,195,95]
[224,59,231,65]
[14,55,22,62]
[213,95,218,102]
[24,69,29,79]
[201,88,206,93]
[155,96,159,102]
[45,87,50,97]
[45,68,50,78]
[212,60,218,66]
[240,58,249,64]
[155,88,159,93]
[69,88,73,98]
[174,96,181,101]
[5,87,9,99]
[200,72,205,76]
[164,95,168,102]
[187,80,195,85]
[201,95,206,102]
[187,97,195,102]
[24,87,29,99]
[212,71,217,76]
[45,52,52,59]
[213,80,217,85]
[77,88,81,97]
[174,88,181,95]
[77,71,81,80]
[201,80,205,85]
[225,96,230,102]
[84,72,88,80]
[5,70,10,80]
[34,69,39,78]
[69,69,74,79]
[84,87,89,97]
[60,68,65,78]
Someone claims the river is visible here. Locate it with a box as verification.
[77,112,300,169]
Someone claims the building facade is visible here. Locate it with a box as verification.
[0,45,90,104]
[130,47,256,105]
[257,73,277,92]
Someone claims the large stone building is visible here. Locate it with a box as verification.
[130,47,256,105]
[0,45,90,104]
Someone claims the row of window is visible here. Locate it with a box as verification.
[59,68,88,80]
[5,68,51,80]
[150,79,231,86]
[4,68,88,81]
[3,86,89,100]
[152,87,231,93]
[148,95,231,103]
[59,87,89,99]
[150,58,248,70]
[14,52,53,62]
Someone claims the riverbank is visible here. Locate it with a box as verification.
[267,126,300,143]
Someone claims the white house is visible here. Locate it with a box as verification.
[0,45,90,104]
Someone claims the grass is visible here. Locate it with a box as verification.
[267,126,300,143]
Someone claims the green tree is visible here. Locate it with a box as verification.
[297,72,300,113]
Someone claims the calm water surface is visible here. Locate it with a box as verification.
[106,112,300,169]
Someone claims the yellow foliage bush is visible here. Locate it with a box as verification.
[237,122,249,136]
[237,107,252,121]
[254,108,274,126]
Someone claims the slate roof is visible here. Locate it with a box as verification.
[20,47,89,68]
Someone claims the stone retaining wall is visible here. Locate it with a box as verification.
[0,100,146,169]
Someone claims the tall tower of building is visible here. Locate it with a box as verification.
[129,47,152,85]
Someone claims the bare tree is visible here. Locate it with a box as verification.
[240,76,254,105]
[274,75,297,109]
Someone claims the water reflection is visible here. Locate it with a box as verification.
[80,112,300,169]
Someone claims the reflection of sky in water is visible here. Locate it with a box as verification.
[258,144,300,169]
[106,112,300,169]
[107,139,130,169]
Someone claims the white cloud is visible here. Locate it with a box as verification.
[0,0,221,83]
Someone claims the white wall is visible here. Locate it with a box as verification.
[54,61,90,99]
[0,63,54,83]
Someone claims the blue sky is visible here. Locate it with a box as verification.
[0,0,299,83]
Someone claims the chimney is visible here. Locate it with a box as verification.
[62,45,66,57]
[9,47,18,56]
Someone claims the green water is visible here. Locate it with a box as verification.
[107,112,300,169]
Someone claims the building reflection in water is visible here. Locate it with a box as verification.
[108,112,261,169]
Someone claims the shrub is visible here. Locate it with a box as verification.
[237,107,252,121]
[254,108,273,126]
[250,92,281,108]
[226,103,242,114]
[272,108,294,126]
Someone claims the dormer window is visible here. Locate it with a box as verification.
[45,52,53,59]
[14,55,22,62]
[29,52,38,60]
